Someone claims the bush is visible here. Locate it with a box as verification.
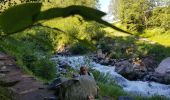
[22,53,37,70]
[91,70,127,99]
[0,86,13,100]
[70,42,93,54]
[32,58,57,80]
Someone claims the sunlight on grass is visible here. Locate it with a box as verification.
[103,27,130,37]
[141,29,170,47]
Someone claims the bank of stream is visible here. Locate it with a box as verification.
[52,55,170,98]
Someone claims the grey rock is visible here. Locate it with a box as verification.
[155,57,170,75]
[118,96,134,100]
[58,75,98,100]
[115,61,133,74]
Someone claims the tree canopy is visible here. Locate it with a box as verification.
[110,0,170,32]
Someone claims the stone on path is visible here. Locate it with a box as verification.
[0,53,56,100]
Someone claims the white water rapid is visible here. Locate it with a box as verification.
[52,55,170,98]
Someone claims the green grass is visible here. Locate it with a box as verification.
[101,24,170,63]
[141,29,170,47]
[98,82,127,99]
[0,86,13,100]
[0,27,57,80]
[92,70,128,99]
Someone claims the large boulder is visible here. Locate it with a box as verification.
[143,72,170,84]
[115,61,138,80]
[155,57,170,75]
[115,60,133,75]
[115,60,148,80]
[57,76,98,100]
[142,56,157,71]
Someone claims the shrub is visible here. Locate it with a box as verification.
[0,86,13,100]
[32,58,57,80]
[70,42,93,54]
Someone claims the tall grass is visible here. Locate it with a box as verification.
[0,27,57,80]
[0,86,13,100]
[92,70,168,100]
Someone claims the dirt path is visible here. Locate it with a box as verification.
[0,52,56,100]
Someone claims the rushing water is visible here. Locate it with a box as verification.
[52,55,170,98]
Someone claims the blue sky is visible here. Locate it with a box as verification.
[99,0,111,12]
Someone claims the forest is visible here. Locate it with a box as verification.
[0,0,170,100]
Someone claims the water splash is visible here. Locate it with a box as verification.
[52,55,170,98]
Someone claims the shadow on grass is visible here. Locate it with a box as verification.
[97,35,170,63]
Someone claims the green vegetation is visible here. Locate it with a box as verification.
[0,0,170,99]
[92,70,168,100]
[0,0,117,80]
[110,0,170,32]
[0,86,13,100]
[0,28,57,80]
[92,71,127,99]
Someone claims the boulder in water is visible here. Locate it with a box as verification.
[155,57,170,75]
[115,60,133,75]
[142,56,157,71]
[115,60,148,80]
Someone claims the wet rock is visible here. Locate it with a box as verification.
[142,72,170,84]
[118,96,134,100]
[115,60,149,80]
[115,60,133,75]
[164,74,170,84]
[142,56,157,71]
[58,68,67,75]
[97,49,106,59]
[155,57,170,75]
[58,61,71,69]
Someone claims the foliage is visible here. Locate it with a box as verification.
[96,30,170,62]
[70,42,92,54]
[87,70,127,99]
[0,2,129,37]
[0,86,13,100]
[0,27,57,80]
[98,82,127,99]
[92,70,168,99]
[0,3,42,34]
[114,0,170,32]
[31,58,56,80]
[147,6,170,30]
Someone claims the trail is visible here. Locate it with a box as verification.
[0,52,56,100]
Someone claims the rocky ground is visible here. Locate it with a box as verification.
[92,50,170,84]
[0,52,56,100]
[0,52,118,100]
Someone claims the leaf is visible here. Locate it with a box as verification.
[36,5,106,21]
[0,3,131,35]
[0,3,42,34]
[37,5,131,34]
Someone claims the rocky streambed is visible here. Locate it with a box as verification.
[52,55,170,98]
